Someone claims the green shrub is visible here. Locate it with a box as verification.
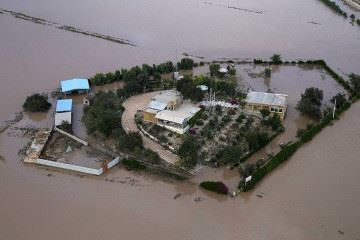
[178,136,199,169]
[122,158,146,170]
[82,91,123,137]
[23,94,51,112]
[177,58,194,70]
[58,121,73,134]
[200,181,228,195]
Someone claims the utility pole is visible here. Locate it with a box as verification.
[332,98,337,119]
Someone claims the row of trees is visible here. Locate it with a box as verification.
[90,59,197,86]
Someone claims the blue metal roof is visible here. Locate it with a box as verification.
[61,78,89,93]
[56,99,72,112]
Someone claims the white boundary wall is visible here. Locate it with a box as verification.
[35,157,120,175]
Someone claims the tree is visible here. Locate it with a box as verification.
[177,58,194,70]
[265,113,283,131]
[178,136,198,168]
[331,93,348,109]
[349,73,360,92]
[23,93,51,112]
[260,108,270,118]
[176,76,204,102]
[245,129,269,151]
[217,145,244,165]
[270,54,282,64]
[117,132,143,152]
[209,64,220,76]
[296,87,323,120]
[82,91,123,137]
[58,121,73,134]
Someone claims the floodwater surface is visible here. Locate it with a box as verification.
[0,0,360,239]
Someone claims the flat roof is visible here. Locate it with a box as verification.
[56,99,72,112]
[61,78,89,93]
[245,91,287,107]
[152,90,180,104]
[148,100,167,111]
[155,103,200,125]
[144,108,160,114]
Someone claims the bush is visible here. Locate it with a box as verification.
[178,136,199,168]
[200,181,228,195]
[349,73,360,93]
[196,119,204,126]
[270,54,282,65]
[177,58,194,70]
[122,158,146,170]
[23,94,51,112]
[58,121,73,134]
[222,115,231,124]
[209,64,220,76]
[117,132,143,152]
[216,145,244,165]
[143,148,161,164]
[296,87,323,120]
[228,68,236,75]
[82,91,123,137]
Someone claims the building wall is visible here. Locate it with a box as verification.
[246,103,286,120]
[55,112,72,126]
[143,112,158,123]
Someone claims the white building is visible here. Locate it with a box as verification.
[55,99,72,126]
[143,90,201,134]
[245,91,288,120]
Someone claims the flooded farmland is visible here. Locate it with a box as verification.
[0,0,360,239]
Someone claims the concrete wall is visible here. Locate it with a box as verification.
[55,112,72,126]
[35,157,120,175]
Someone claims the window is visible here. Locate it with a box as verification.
[270,107,275,112]
[279,108,283,113]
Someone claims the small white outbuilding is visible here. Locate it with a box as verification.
[55,99,73,126]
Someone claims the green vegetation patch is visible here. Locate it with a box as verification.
[23,93,51,112]
[200,181,229,195]
[122,158,146,170]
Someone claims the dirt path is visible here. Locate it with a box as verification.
[122,92,180,164]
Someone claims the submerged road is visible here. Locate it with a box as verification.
[121,91,180,164]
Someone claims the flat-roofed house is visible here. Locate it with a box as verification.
[245,91,288,120]
[55,99,73,126]
[155,103,201,134]
[61,78,90,95]
[143,90,200,134]
[143,90,182,123]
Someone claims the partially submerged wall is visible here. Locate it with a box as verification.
[35,157,120,175]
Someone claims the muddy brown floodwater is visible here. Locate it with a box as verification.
[0,0,360,239]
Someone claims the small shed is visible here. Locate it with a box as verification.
[61,78,90,94]
[55,99,72,126]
